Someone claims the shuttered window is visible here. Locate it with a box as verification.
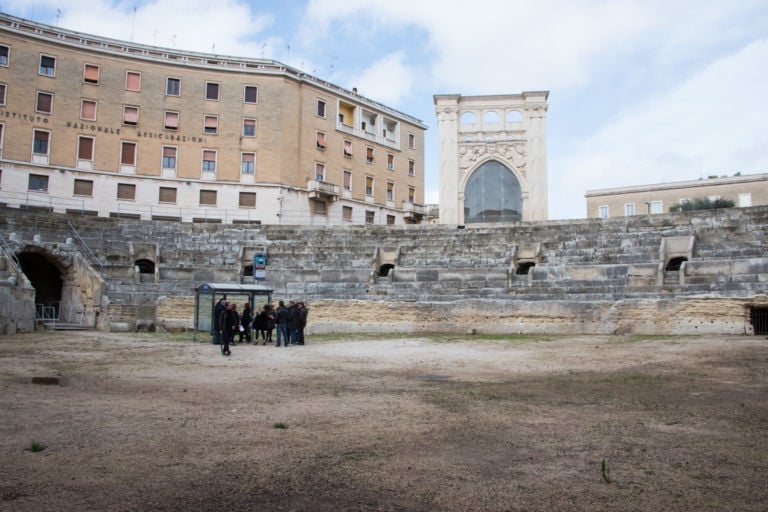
[121,142,136,165]
[199,190,217,205]
[73,179,93,196]
[164,111,179,130]
[84,64,99,84]
[78,137,94,160]
[125,71,141,91]
[36,92,53,113]
[81,99,96,121]
[158,187,177,203]
[239,192,256,208]
[123,106,139,125]
[117,183,135,200]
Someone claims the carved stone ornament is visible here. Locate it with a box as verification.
[458,142,527,178]
[436,107,457,122]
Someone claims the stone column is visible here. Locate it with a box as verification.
[434,95,460,224]
[524,92,548,221]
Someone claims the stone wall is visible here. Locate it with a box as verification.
[1,205,768,335]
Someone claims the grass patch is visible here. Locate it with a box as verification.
[272,422,288,430]
[25,441,46,453]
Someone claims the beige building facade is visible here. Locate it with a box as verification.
[0,13,427,225]
[585,173,768,218]
[433,92,548,224]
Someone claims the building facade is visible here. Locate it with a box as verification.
[433,92,548,225]
[585,173,768,218]
[0,13,427,225]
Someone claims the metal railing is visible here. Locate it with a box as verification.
[67,218,106,277]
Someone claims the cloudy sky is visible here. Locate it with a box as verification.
[7,0,768,219]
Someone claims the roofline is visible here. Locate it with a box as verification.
[585,172,768,198]
[0,12,428,129]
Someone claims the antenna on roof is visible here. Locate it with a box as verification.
[56,9,61,26]
[129,7,136,41]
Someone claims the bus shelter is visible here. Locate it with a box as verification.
[193,282,273,342]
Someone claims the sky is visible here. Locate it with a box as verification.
[6,0,768,219]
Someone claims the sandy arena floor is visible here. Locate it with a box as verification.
[0,331,767,511]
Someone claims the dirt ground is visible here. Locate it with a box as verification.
[0,331,767,512]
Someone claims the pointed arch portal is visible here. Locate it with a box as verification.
[464,160,522,223]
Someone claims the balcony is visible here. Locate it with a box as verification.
[336,120,401,150]
[402,201,425,221]
[307,179,339,201]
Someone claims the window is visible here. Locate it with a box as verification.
[408,187,415,203]
[243,118,256,137]
[39,55,56,77]
[36,91,53,114]
[159,187,177,204]
[313,200,327,216]
[365,210,375,224]
[343,140,352,157]
[83,64,99,84]
[202,150,216,172]
[121,141,137,165]
[241,153,255,174]
[162,146,177,169]
[73,179,93,197]
[650,200,662,214]
[387,215,395,225]
[239,192,256,208]
[125,71,141,91]
[0,83,5,105]
[366,147,374,164]
[387,153,394,170]
[365,176,373,196]
[0,124,4,152]
[316,131,326,149]
[205,82,220,101]
[386,182,394,201]
[33,130,49,155]
[0,45,8,67]
[317,99,326,117]
[28,174,49,192]
[166,77,181,96]
[117,183,135,200]
[408,160,415,176]
[408,133,416,149]
[164,111,179,130]
[123,106,139,126]
[343,170,352,191]
[315,163,325,181]
[81,99,97,121]
[244,85,258,103]
[204,115,218,135]
[199,190,217,206]
[342,206,352,221]
[77,136,94,161]
[625,203,635,216]
[599,205,608,219]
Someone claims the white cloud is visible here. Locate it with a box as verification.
[549,38,768,219]
[352,52,414,105]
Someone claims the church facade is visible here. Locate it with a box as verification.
[433,92,548,224]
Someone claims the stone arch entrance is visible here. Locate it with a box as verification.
[17,251,64,320]
[463,160,522,223]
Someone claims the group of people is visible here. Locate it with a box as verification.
[213,298,309,356]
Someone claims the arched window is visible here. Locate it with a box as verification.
[134,259,155,274]
[464,160,522,223]
[482,110,500,124]
[506,110,523,123]
[665,257,687,271]
[460,111,476,125]
[378,264,394,277]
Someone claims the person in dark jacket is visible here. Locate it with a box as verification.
[265,305,275,344]
[219,302,238,356]
[274,300,289,347]
[286,301,299,346]
[213,297,226,344]
[253,305,267,342]
[239,302,253,344]
[297,301,309,345]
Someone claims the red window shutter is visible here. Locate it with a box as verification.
[78,137,94,160]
